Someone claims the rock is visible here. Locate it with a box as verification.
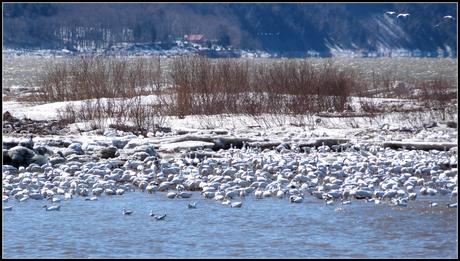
[125,144,157,156]
[19,137,34,150]
[30,155,48,166]
[276,143,290,152]
[46,139,72,148]
[98,146,118,159]
[212,137,251,150]
[63,143,84,156]
[423,122,437,129]
[131,152,150,161]
[159,141,215,153]
[446,121,457,128]
[112,138,129,149]
[3,149,13,165]
[7,146,35,167]
[3,140,19,150]
[123,139,146,150]
[34,146,54,156]
[2,165,18,175]
[3,111,17,122]
[382,141,457,151]
[49,156,66,166]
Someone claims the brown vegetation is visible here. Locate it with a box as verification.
[38,56,456,133]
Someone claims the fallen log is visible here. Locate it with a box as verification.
[382,141,457,151]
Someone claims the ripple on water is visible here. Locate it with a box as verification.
[2,192,457,258]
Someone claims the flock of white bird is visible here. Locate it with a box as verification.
[3,142,458,215]
[385,10,455,28]
[385,11,411,18]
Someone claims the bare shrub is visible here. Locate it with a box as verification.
[48,55,458,133]
[37,56,164,102]
[417,77,456,107]
[359,99,384,115]
[56,103,77,124]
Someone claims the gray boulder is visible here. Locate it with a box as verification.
[19,137,34,150]
[7,146,35,167]
[98,146,118,159]
[49,156,66,166]
[2,165,19,175]
[33,146,54,156]
[64,143,84,156]
[30,155,48,166]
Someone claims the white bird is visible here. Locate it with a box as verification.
[341,199,351,205]
[166,192,177,199]
[231,201,243,208]
[434,16,455,28]
[373,199,381,205]
[85,196,98,201]
[397,13,410,18]
[51,197,61,203]
[447,203,457,208]
[395,198,408,207]
[254,190,263,199]
[156,214,167,220]
[276,190,285,199]
[289,195,303,203]
[188,201,197,209]
[64,193,73,200]
[385,11,396,15]
[178,191,192,198]
[43,205,61,211]
[214,194,224,201]
[429,202,438,207]
[122,208,133,215]
[3,206,13,211]
[151,213,166,220]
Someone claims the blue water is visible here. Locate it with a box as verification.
[2,192,458,258]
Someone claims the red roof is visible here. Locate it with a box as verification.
[184,34,204,41]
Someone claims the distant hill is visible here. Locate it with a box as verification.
[3,3,457,57]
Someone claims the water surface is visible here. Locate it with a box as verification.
[2,192,457,258]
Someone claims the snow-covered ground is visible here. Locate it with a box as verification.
[2,54,457,213]
[2,94,457,150]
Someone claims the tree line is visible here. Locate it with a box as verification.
[3,3,457,54]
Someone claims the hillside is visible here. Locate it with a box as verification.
[3,3,457,57]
